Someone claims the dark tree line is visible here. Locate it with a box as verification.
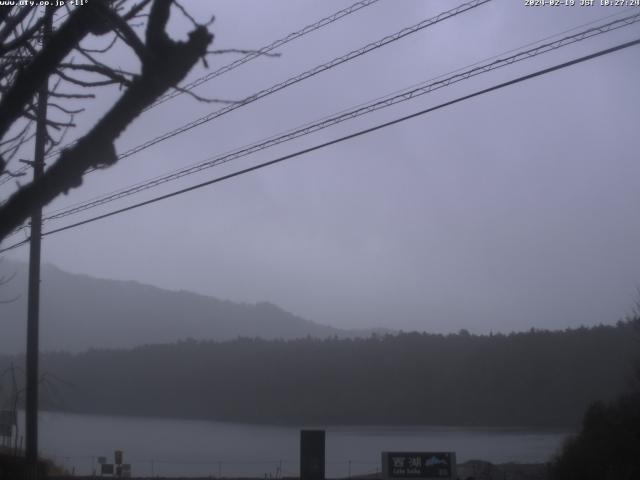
[1,319,638,427]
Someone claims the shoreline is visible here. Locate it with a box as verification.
[3,450,552,480]
[45,461,551,480]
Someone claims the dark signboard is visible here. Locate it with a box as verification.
[101,463,114,475]
[300,430,325,480]
[382,452,455,479]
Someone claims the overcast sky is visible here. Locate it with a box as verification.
[2,0,640,333]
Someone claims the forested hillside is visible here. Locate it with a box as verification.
[1,320,638,427]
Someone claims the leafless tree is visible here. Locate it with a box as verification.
[0,0,217,242]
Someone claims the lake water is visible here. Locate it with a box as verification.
[18,411,572,477]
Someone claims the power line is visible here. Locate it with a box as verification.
[2,8,637,245]
[2,36,638,254]
[337,5,637,118]
[34,0,381,164]
[17,7,640,221]
[6,3,627,194]
[149,0,381,110]
[18,0,631,193]
[96,0,491,163]
[2,5,636,240]
[38,12,640,224]
[0,0,490,241]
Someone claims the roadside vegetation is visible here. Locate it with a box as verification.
[551,317,640,480]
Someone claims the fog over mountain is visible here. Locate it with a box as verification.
[0,261,386,354]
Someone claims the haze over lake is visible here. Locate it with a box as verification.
[24,411,570,478]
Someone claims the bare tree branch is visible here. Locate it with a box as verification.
[48,91,96,99]
[0,16,46,56]
[79,33,118,54]
[171,83,238,104]
[0,1,112,141]
[98,7,146,61]
[59,61,135,85]
[55,67,130,88]
[0,0,214,241]
[122,0,154,21]
[0,7,34,44]
[47,103,85,116]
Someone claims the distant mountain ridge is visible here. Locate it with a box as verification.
[0,261,386,353]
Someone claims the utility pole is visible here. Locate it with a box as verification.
[25,9,51,476]
[11,362,19,455]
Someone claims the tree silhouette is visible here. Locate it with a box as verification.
[0,0,214,242]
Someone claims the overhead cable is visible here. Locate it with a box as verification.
[2,36,638,253]
[149,0,381,109]
[106,0,492,162]
[40,12,640,223]
[36,0,383,164]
